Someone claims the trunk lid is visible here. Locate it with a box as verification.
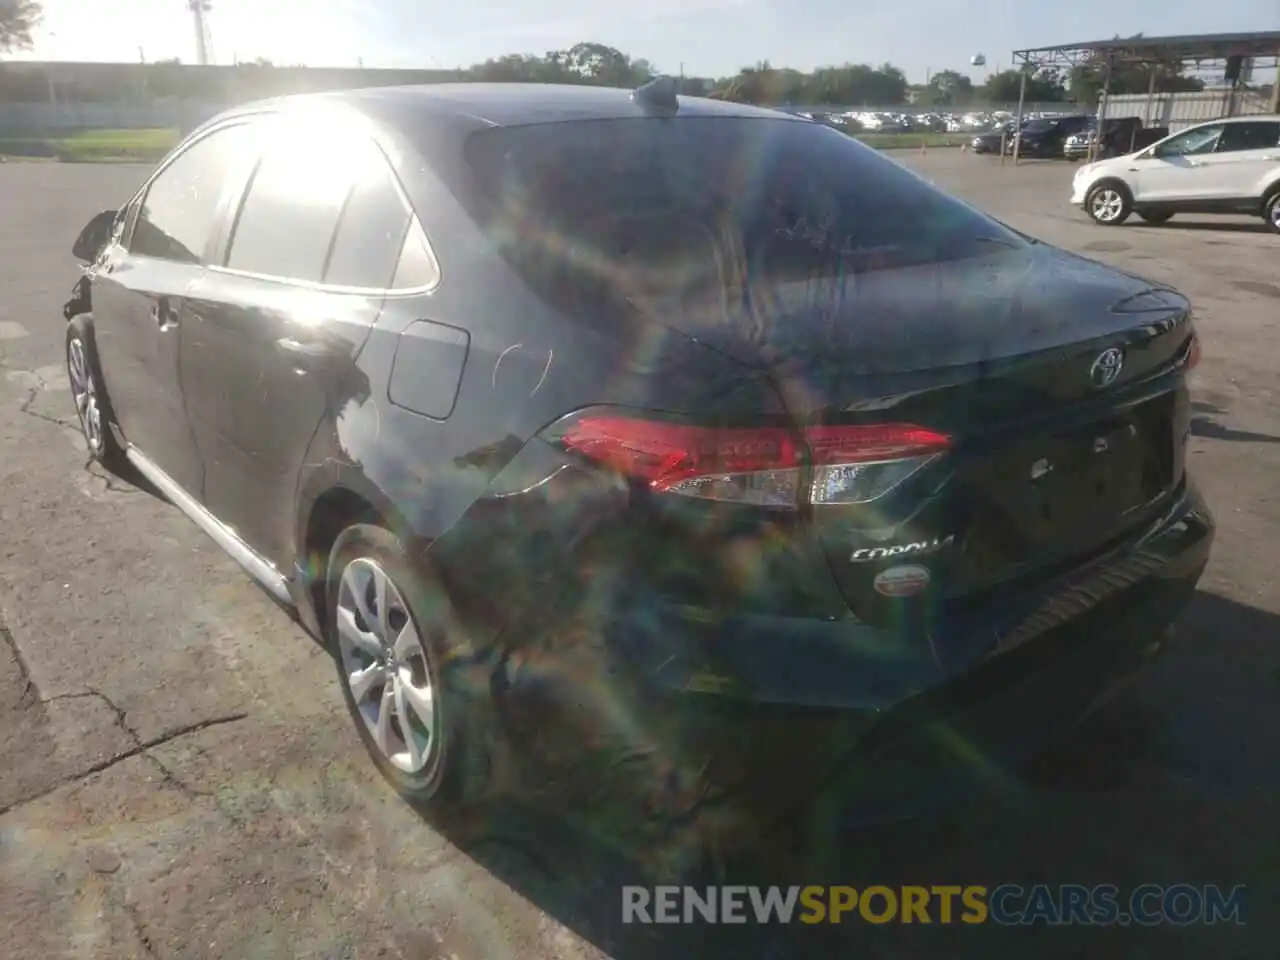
[655,245,1194,622]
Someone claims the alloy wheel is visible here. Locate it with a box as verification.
[336,558,439,775]
[1270,201,1280,231]
[67,336,103,454]
[1091,188,1125,223]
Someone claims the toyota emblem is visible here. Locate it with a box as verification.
[1089,347,1124,389]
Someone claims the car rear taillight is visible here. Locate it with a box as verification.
[558,417,803,507]
[805,424,950,505]
[557,415,950,508]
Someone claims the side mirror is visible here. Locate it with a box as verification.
[72,210,119,264]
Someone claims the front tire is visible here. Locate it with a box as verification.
[1137,210,1174,225]
[326,523,494,809]
[1264,192,1280,235]
[1086,182,1132,226]
[65,316,124,466]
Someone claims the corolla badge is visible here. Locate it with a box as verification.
[1089,347,1124,389]
[850,535,954,563]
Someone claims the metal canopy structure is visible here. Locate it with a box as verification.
[1012,31,1280,70]
[1005,31,1280,164]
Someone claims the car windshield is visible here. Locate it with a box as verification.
[457,117,1025,321]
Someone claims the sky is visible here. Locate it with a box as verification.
[12,0,1280,82]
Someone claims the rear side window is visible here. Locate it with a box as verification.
[391,219,441,290]
[1218,121,1280,153]
[226,130,354,282]
[323,149,412,289]
[132,123,258,264]
[455,117,1023,320]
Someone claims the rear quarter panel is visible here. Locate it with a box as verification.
[291,120,785,624]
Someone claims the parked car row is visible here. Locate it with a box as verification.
[970,116,1093,157]
[1064,119,1170,161]
[974,115,1174,161]
[791,109,1075,137]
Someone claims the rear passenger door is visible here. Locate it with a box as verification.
[1207,121,1280,199]
[180,117,428,570]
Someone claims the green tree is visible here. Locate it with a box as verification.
[922,69,974,106]
[1069,63,1203,104]
[465,42,650,87]
[630,58,656,83]
[979,68,1067,103]
[468,53,564,83]
[710,61,910,106]
[0,0,41,53]
[556,42,636,86]
[871,63,909,104]
[1066,33,1204,103]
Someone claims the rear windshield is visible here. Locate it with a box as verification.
[457,117,1025,321]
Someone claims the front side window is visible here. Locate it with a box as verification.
[1158,125,1224,158]
[1217,122,1280,153]
[131,123,259,264]
[226,126,358,282]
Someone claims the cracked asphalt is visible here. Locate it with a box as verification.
[1,155,1279,959]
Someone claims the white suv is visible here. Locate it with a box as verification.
[1071,115,1280,233]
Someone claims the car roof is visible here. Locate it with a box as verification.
[1188,113,1280,126]
[219,83,802,132]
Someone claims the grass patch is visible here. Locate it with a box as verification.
[0,127,180,163]
[854,131,965,150]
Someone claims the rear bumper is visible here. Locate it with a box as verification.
[593,479,1213,805]
[623,481,1210,704]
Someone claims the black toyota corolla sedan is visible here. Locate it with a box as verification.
[64,79,1212,823]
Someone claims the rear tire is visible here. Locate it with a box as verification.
[1085,181,1132,226]
[1264,191,1280,235]
[65,315,124,467]
[1137,210,1174,225]
[326,523,496,811]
